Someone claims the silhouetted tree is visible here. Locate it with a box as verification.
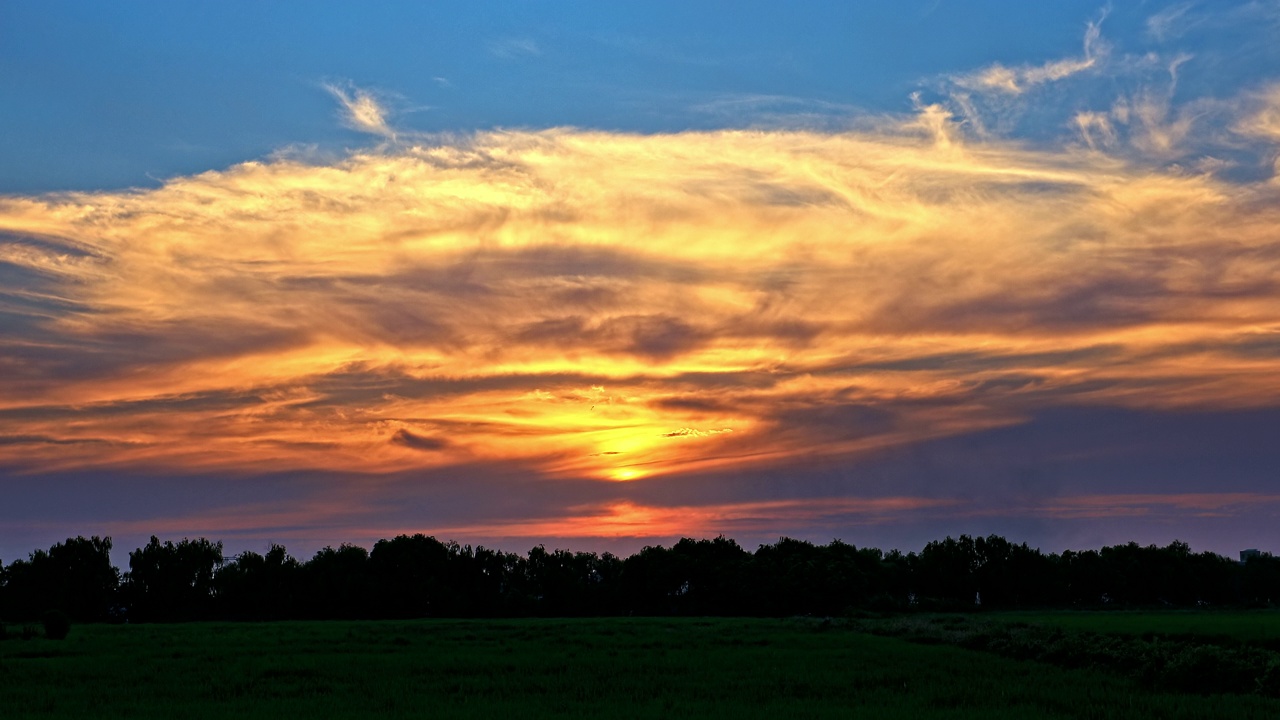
[620,544,683,615]
[873,549,913,610]
[1060,548,1109,606]
[915,535,979,608]
[527,546,599,616]
[1242,552,1280,606]
[214,544,301,620]
[7,531,1280,621]
[368,534,452,618]
[124,536,223,621]
[300,544,371,618]
[0,536,118,622]
[667,536,752,615]
[971,535,1056,608]
[467,546,529,616]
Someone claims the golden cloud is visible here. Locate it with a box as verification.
[3,116,1280,488]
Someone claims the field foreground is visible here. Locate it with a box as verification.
[3,616,1280,718]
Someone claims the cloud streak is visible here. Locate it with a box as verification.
[487,38,541,59]
[953,16,1107,95]
[324,82,396,138]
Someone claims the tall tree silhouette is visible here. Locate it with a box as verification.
[914,535,980,608]
[300,544,372,618]
[214,544,300,620]
[368,534,452,618]
[124,536,223,622]
[0,536,117,622]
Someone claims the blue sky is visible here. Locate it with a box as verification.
[3,1,1280,562]
[9,2,1273,191]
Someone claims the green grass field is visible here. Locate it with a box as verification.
[3,617,1280,719]
[988,610,1280,643]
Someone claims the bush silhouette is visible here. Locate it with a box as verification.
[41,609,70,640]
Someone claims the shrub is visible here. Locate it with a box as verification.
[1160,645,1257,695]
[41,609,71,640]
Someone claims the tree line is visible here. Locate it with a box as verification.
[2,534,1277,623]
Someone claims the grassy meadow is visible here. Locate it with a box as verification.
[988,610,1280,643]
[3,616,1280,718]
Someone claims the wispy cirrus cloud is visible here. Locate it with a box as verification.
[487,37,541,59]
[1146,2,1196,42]
[952,15,1107,96]
[1236,83,1280,143]
[932,8,1278,172]
[688,93,863,130]
[323,82,396,138]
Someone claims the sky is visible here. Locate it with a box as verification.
[3,1,1280,563]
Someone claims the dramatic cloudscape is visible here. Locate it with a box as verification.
[3,1,1280,561]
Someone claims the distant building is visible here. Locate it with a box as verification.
[1241,549,1261,563]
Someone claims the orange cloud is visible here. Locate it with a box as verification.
[2,106,1280,491]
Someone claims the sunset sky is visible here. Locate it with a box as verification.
[3,1,1280,563]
